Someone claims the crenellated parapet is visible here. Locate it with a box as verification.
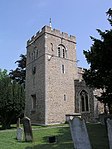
[27,25,76,46]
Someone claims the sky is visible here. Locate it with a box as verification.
[0,0,112,71]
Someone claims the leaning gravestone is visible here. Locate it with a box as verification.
[22,117,33,142]
[69,117,92,149]
[107,118,112,149]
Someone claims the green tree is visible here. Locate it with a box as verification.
[9,54,26,86]
[83,8,112,114]
[0,69,25,129]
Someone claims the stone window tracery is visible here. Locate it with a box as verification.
[58,44,67,58]
[80,90,89,112]
[63,48,65,58]
[58,47,61,57]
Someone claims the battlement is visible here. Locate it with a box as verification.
[27,25,76,46]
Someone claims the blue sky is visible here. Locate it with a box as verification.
[0,0,111,71]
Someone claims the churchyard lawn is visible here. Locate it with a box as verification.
[0,123,109,149]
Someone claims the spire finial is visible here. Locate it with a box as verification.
[49,18,52,28]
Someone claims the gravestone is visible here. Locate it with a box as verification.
[69,117,91,149]
[107,118,112,149]
[66,113,81,122]
[17,127,23,141]
[16,118,23,141]
[17,118,20,128]
[22,117,33,142]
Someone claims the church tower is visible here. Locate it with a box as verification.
[25,25,78,125]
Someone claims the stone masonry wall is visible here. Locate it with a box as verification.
[25,31,46,124]
[25,25,94,125]
[44,26,78,124]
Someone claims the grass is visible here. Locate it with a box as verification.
[0,123,109,149]
[87,123,109,149]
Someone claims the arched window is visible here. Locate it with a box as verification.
[80,90,89,112]
[63,48,65,58]
[58,47,61,57]
[58,44,66,58]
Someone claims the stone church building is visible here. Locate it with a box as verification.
[25,25,95,125]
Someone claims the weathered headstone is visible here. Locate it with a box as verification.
[66,113,81,122]
[107,118,112,149]
[22,117,33,142]
[17,127,23,141]
[69,117,91,149]
[17,118,20,128]
[16,118,23,141]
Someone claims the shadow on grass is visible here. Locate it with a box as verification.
[25,126,74,149]
[87,123,109,149]
[25,142,73,149]
[24,123,110,149]
[0,126,16,130]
